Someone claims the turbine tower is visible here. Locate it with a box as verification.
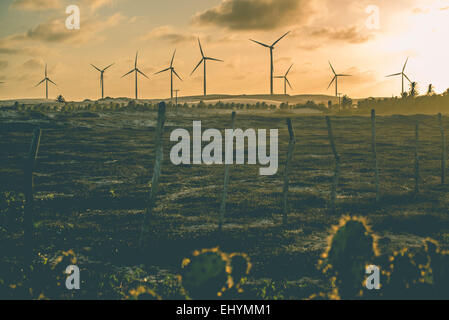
[327,62,351,97]
[386,57,411,96]
[122,51,149,100]
[91,63,114,99]
[36,64,56,100]
[250,31,290,95]
[274,64,293,95]
[191,38,223,96]
[155,50,182,99]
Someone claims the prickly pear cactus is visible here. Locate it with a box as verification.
[180,248,231,299]
[30,250,78,299]
[382,248,428,299]
[229,253,252,290]
[318,216,378,300]
[424,239,449,299]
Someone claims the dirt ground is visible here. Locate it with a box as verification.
[1,107,449,299]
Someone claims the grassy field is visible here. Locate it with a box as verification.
[2,107,449,299]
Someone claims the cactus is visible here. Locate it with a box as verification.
[382,248,429,299]
[180,247,230,299]
[180,248,252,299]
[318,216,378,300]
[424,239,449,299]
[228,252,252,290]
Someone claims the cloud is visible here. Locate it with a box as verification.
[307,26,375,44]
[22,58,44,70]
[192,0,315,31]
[82,0,118,12]
[10,0,62,11]
[142,26,196,44]
[0,13,127,48]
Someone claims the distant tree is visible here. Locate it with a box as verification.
[427,84,435,96]
[56,95,66,104]
[341,95,353,109]
[409,82,418,98]
[328,100,332,109]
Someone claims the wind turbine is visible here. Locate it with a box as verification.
[155,50,182,99]
[36,64,56,100]
[274,64,293,95]
[191,38,223,96]
[122,51,149,100]
[91,63,114,99]
[386,57,411,96]
[327,62,351,97]
[250,31,290,95]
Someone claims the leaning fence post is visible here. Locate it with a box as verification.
[326,116,340,213]
[438,113,446,185]
[414,122,420,194]
[371,110,380,202]
[218,111,236,233]
[24,128,41,261]
[139,102,166,247]
[283,118,296,226]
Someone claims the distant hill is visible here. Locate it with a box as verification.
[0,94,382,108]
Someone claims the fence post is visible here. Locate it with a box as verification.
[24,128,41,262]
[439,113,446,185]
[218,111,236,233]
[414,122,420,194]
[283,118,296,226]
[326,116,340,213]
[371,110,380,202]
[139,102,166,247]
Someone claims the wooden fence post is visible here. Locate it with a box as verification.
[414,122,420,194]
[218,111,236,233]
[283,118,296,226]
[139,102,166,247]
[326,116,340,213]
[439,113,446,185]
[24,128,41,261]
[371,110,380,202]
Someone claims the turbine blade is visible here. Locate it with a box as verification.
[327,76,336,89]
[286,78,292,89]
[403,57,409,72]
[338,74,352,77]
[206,57,223,62]
[173,69,183,81]
[403,73,412,83]
[198,38,204,57]
[250,39,270,48]
[170,49,176,67]
[155,68,170,75]
[386,73,402,77]
[135,51,138,68]
[47,78,57,86]
[122,69,135,78]
[329,61,336,75]
[272,31,290,47]
[103,63,115,71]
[35,79,45,87]
[91,64,101,72]
[285,63,293,76]
[274,76,284,79]
[191,59,204,76]
[137,69,149,79]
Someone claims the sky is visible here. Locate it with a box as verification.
[0,0,448,101]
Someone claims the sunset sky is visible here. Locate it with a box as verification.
[0,0,448,101]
